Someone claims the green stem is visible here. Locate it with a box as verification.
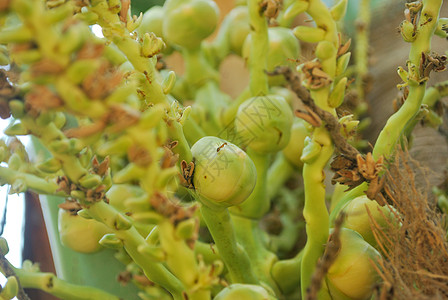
[200,204,258,284]
[248,0,269,96]
[271,250,303,295]
[267,154,295,200]
[0,166,62,196]
[182,47,219,89]
[229,149,270,219]
[372,0,442,161]
[87,201,186,299]
[14,268,120,300]
[231,214,280,296]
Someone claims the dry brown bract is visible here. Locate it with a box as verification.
[420,52,447,79]
[301,61,333,90]
[372,149,448,300]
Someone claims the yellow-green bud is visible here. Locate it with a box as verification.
[214,284,276,300]
[400,20,417,43]
[163,0,219,50]
[330,0,348,21]
[397,66,409,83]
[328,77,348,108]
[0,237,9,255]
[37,157,62,173]
[8,100,25,119]
[293,26,326,43]
[141,32,165,58]
[175,218,197,240]
[78,173,102,189]
[98,233,124,249]
[162,70,176,95]
[342,195,396,247]
[106,184,145,212]
[235,95,293,153]
[114,213,133,230]
[315,41,337,61]
[327,228,381,300]
[282,118,311,168]
[301,136,322,164]
[0,25,32,44]
[58,209,110,253]
[4,122,27,136]
[283,1,309,21]
[191,136,257,208]
[0,276,18,299]
[336,52,351,77]
[339,114,359,139]
[137,244,166,262]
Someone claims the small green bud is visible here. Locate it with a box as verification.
[0,237,9,255]
[315,41,337,61]
[282,119,311,168]
[400,20,417,42]
[7,153,22,171]
[0,46,9,66]
[113,163,146,184]
[328,77,348,108]
[79,173,102,189]
[98,233,124,249]
[163,0,219,49]
[58,209,110,253]
[127,13,143,32]
[235,95,293,153]
[336,52,351,77]
[175,218,197,240]
[108,0,121,14]
[37,157,62,173]
[0,276,18,299]
[283,1,309,21]
[137,244,166,262]
[11,49,42,64]
[339,114,359,139]
[397,66,409,83]
[0,25,32,44]
[214,284,276,300]
[66,59,100,84]
[301,137,322,164]
[77,209,92,219]
[10,178,26,194]
[162,71,176,95]
[141,32,165,58]
[330,0,348,21]
[191,136,257,208]
[106,184,145,212]
[9,100,25,119]
[114,213,133,230]
[70,190,86,201]
[293,26,326,43]
[132,211,164,224]
[343,195,397,247]
[4,122,28,136]
[327,228,381,300]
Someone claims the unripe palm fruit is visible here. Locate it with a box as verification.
[191,136,256,208]
[136,6,164,38]
[163,0,219,50]
[227,6,250,55]
[58,209,110,253]
[282,118,311,168]
[235,95,293,154]
[243,27,300,86]
[327,228,381,300]
[342,195,396,247]
[214,284,276,300]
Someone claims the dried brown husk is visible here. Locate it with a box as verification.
[372,149,448,300]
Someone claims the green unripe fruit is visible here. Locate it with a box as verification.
[235,95,293,154]
[214,284,276,300]
[163,0,219,50]
[227,6,250,55]
[137,6,164,38]
[191,137,256,208]
[243,27,300,85]
[342,195,396,247]
[106,184,145,212]
[282,118,311,168]
[327,228,381,300]
[58,209,110,254]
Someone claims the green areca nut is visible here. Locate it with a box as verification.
[327,228,381,300]
[235,95,293,153]
[191,136,256,208]
[282,118,311,168]
[342,195,396,246]
[227,6,250,55]
[214,284,276,300]
[0,277,18,299]
[58,209,110,253]
[163,0,219,50]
